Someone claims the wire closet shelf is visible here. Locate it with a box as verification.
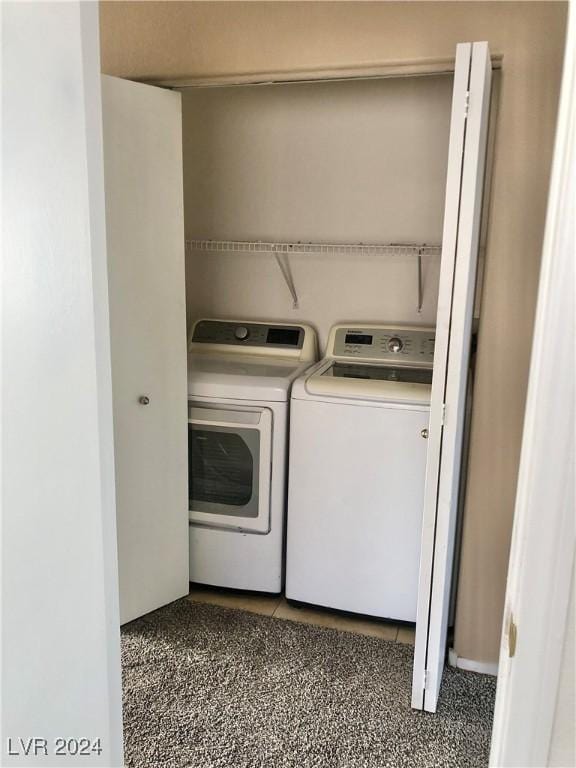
[185,239,442,312]
[185,239,441,257]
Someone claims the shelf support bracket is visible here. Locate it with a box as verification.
[273,249,299,309]
[417,250,424,313]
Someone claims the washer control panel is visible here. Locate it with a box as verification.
[192,319,305,350]
[332,326,435,365]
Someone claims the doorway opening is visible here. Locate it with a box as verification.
[103,48,498,766]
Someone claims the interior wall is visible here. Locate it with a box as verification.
[2,2,123,764]
[183,76,452,348]
[99,0,568,664]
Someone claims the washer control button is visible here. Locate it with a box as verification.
[234,326,249,341]
[388,336,403,353]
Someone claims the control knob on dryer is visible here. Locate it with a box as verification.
[388,336,403,353]
[234,326,249,341]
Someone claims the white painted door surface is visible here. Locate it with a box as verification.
[412,42,492,712]
[2,6,123,764]
[102,75,189,624]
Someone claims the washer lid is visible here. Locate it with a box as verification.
[326,362,433,384]
[188,353,312,402]
[304,360,432,404]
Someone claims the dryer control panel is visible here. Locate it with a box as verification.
[193,319,304,349]
[331,325,435,366]
[189,319,318,362]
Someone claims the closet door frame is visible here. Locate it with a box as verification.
[489,14,574,762]
[92,43,492,728]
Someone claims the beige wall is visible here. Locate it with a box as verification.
[99,1,568,663]
[182,76,452,347]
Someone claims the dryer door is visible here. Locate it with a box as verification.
[188,403,272,534]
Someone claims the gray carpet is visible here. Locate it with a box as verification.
[121,599,496,768]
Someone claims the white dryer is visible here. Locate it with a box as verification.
[188,319,317,593]
[286,323,435,622]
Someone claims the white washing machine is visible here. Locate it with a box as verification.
[188,319,317,593]
[286,323,435,622]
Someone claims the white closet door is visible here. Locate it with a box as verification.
[412,42,492,712]
[102,75,189,624]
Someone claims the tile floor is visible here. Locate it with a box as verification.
[188,585,416,645]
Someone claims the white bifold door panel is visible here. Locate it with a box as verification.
[412,42,492,712]
[102,75,189,624]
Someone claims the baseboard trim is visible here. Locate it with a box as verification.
[448,648,498,676]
